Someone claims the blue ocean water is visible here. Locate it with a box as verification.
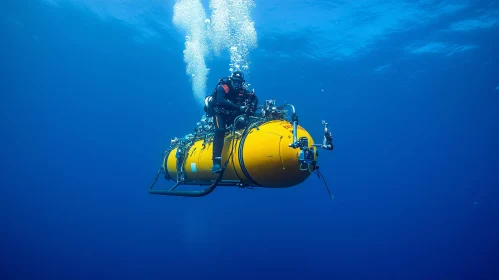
[2,0,498,279]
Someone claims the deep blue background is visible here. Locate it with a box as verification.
[2,1,498,279]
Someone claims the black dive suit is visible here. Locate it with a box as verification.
[212,79,258,163]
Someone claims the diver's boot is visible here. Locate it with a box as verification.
[211,157,223,174]
[177,170,185,182]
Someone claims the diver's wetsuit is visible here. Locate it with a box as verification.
[212,79,258,172]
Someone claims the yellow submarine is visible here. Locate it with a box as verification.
[148,100,334,197]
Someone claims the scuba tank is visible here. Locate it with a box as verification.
[204,95,214,117]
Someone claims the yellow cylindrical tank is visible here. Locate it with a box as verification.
[163,120,317,188]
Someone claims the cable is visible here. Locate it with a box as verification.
[314,167,334,200]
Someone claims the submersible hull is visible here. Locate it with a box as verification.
[163,119,318,188]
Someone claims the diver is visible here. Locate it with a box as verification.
[208,71,258,174]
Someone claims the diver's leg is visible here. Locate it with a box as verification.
[212,114,226,174]
[175,146,185,182]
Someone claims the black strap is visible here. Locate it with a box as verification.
[237,121,263,187]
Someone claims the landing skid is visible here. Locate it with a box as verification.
[148,168,244,197]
